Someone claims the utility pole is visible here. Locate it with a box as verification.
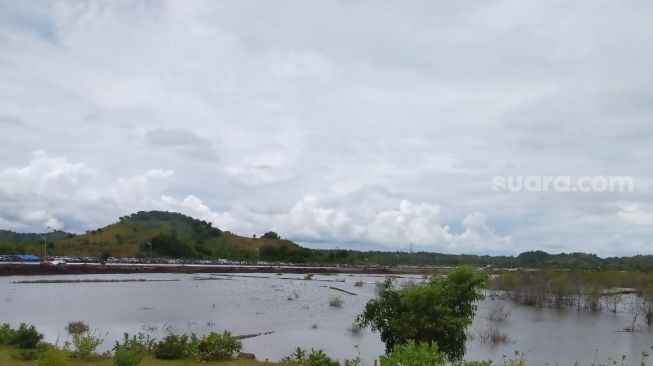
[39,226,52,259]
[39,235,47,259]
[146,241,152,262]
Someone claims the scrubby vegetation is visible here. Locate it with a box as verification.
[357,267,487,361]
[65,322,89,336]
[70,332,104,360]
[328,296,344,308]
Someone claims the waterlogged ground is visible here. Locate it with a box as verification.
[1,273,652,365]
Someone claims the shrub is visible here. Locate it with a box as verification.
[113,333,155,356]
[196,331,242,361]
[0,323,16,344]
[329,296,344,307]
[464,361,494,366]
[281,347,307,363]
[281,347,339,366]
[477,327,509,344]
[379,341,446,366]
[154,335,189,360]
[38,347,70,366]
[307,349,340,366]
[354,281,364,287]
[13,323,44,349]
[65,321,89,336]
[71,332,103,360]
[487,303,510,321]
[114,347,143,366]
[113,334,147,366]
[11,348,42,361]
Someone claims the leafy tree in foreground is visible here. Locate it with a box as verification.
[357,267,487,361]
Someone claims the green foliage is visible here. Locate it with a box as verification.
[195,331,242,361]
[65,321,89,336]
[463,362,494,366]
[262,231,281,240]
[141,332,239,362]
[38,347,70,366]
[379,341,446,366]
[281,347,340,366]
[100,251,112,262]
[153,335,189,360]
[354,281,364,287]
[0,323,16,344]
[113,347,142,366]
[13,323,44,349]
[113,334,148,366]
[11,348,42,361]
[281,347,307,363]
[148,233,194,258]
[71,332,103,360]
[357,267,487,361]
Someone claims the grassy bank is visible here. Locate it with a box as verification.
[0,345,275,366]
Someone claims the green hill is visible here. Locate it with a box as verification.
[0,211,308,261]
[0,212,652,270]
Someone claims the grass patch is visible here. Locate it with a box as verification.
[0,345,276,366]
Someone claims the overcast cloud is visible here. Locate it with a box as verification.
[1,0,652,256]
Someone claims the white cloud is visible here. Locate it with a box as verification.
[0,1,652,255]
[618,203,653,226]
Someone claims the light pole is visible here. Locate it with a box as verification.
[146,241,152,262]
[39,226,52,259]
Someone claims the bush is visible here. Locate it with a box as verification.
[13,323,44,349]
[196,331,241,361]
[281,347,339,366]
[0,323,16,344]
[38,347,70,366]
[329,296,344,307]
[65,321,89,336]
[154,335,189,360]
[113,333,151,366]
[117,333,155,355]
[11,348,42,361]
[71,332,103,360]
[357,267,487,361]
[487,303,511,321]
[114,347,143,366]
[379,341,446,366]
[477,327,509,344]
[354,281,364,287]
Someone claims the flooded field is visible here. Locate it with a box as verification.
[1,272,651,365]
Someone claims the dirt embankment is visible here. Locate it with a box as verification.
[0,263,435,277]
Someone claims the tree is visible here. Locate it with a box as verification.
[356,267,487,361]
[262,231,281,240]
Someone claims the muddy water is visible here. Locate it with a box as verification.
[1,273,651,365]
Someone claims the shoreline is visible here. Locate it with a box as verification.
[0,263,441,277]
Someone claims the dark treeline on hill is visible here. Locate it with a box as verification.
[1,210,653,271]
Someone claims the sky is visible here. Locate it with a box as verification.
[1,1,652,256]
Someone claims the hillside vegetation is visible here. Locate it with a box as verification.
[1,211,652,270]
[0,211,306,261]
